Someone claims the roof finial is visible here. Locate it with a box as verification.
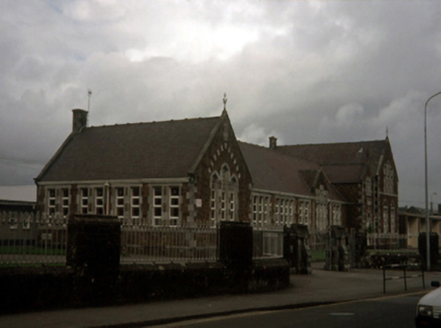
[223,92,227,111]
[386,126,389,138]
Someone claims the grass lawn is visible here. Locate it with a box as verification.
[311,249,326,262]
[0,245,66,256]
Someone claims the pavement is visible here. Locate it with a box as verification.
[1,262,441,328]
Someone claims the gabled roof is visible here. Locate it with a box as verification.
[238,141,344,201]
[278,139,388,183]
[322,164,366,184]
[298,168,343,201]
[36,116,221,182]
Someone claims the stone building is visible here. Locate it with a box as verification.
[35,104,398,236]
[277,138,399,234]
[239,140,345,232]
[35,108,252,228]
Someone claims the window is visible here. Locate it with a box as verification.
[383,205,389,233]
[262,197,269,226]
[48,188,56,217]
[274,198,295,226]
[220,191,226,220]
[299,201,310,225]
[252,195,265,227]
[116,187,125,219]
[332,204,341,226]
[316,204,328,231]
[95,188,104,215]
[383,162,394,194]
[153,186,163,226]
[288,200,295,225]
[228,191,235,221]
[46,187,70,218]
[210,174,218,228]
[81,188,89,214]
[131,187,141,222]
[169,186,180,226]
[273,199,279,225]
[210,165,238,227]
[228,177,237,221]
[61,188,69,217]
[210,190,216,228]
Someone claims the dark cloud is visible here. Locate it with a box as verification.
[1,0,441,207]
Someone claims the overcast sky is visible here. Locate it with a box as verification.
[1,0,441,207]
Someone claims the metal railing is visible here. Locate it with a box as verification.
[120,222,218,264]
[0,211,67,266]
[382,262,425,293]
[253,228,284,259]
[367,233,407,250]
[1,211,290,266]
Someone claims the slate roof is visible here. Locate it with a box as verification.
[37,116,221,182]
[322,164,366,184]
[277,139,388,183]
[238,141,344,201]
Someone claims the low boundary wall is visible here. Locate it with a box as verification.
[0,259,290,314]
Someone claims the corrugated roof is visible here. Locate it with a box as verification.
[37,116,220,182]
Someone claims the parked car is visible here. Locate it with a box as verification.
[415,281,441,327]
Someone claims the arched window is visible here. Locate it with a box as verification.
[383,162,394,194]
[383,205,389,233]
[210,164,239,227]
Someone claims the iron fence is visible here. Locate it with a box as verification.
[0,212,219,266]
[120,222,218,264]
[0,211,67,266]
[367,233,408,250]
[252,228,284,259]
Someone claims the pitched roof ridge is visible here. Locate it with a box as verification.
[238,140,320,167]
[86,115,221,130]
[237,140,266,149]
[279,139,386,148]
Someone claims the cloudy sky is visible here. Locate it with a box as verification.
[1,0,441,207]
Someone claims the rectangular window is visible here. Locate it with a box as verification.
[305,202,310,225]
[275,200,280,225]
[383,206,389,233]
[169,186,179,227]
[280,199,285,225]
[288,200,294,225]
[81,188,89,214]
[263,197,269,225]
[228,191,235,221]
[332,205,341,226]
[210,189,216,228]
[252,195,258,225]
[300,201,310,225]
[220,191,226,220]
[95,187,104,215]
[153,186,163,226]
[48,188,56,217]
[62,188,69,217]
[131,186,141,222]
[116,187,124,219]
[258,196,263,224]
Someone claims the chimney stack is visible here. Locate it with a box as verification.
[269,136,277,150]
[72,109,88,133]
